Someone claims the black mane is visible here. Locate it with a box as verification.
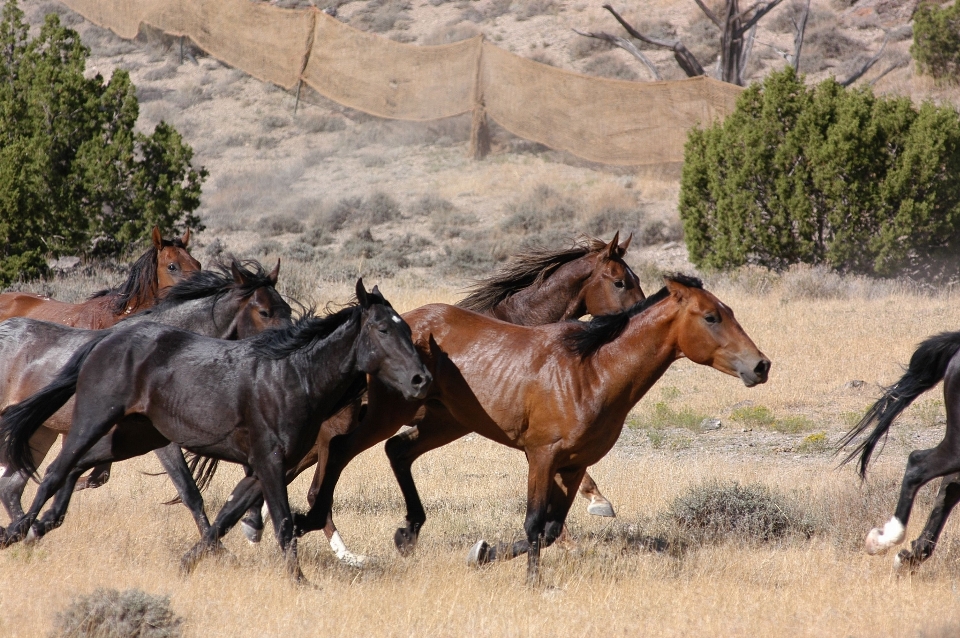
[457,237,610,313]
[563,274,703,358]
[249,289,389,360]
[155,259,277,308]
[89,236,188,314]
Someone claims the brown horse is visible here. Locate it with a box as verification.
[203,275,770,582]
[0,227,200,330]
[233,234,644,555]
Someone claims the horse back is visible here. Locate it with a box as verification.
[0,292,121,329]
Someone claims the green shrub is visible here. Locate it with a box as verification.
[680,67,960,279]
[633,402,708,431]
[0,1,205,284]
[49,588,183,638]
[912,2,960,82]
[730,405,775,427]
[774,415,817,434]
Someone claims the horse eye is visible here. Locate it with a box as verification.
[705,314,719,324]
[258,309,270,319]
[167,263,177,271]
[614,280,625,289]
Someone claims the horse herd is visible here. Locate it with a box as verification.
[0,227,953,583]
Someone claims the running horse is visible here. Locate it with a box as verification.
[0,282,430,581]
[234,233,644,554]
[0,226,201,491]
[840,331,960,571]
[0,227,200,329]
[0,259,291,532]
[194,275,770,583]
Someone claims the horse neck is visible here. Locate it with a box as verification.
[491,258,591,325]
[128,292,241,339]
[585,299,682,412]
[294,316,364,403]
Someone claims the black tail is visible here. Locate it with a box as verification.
[0,334,109,478]
[187,452,220,493]
[839,331,960,478]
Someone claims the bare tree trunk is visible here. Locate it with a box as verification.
[793,0,810,71]
[602,4,705,77]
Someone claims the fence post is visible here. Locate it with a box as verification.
[469,37,490,160]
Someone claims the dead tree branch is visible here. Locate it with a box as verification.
[868,59,909,87]
[573,29,663,80]
[602,4,705,77]
[839,37,888,87]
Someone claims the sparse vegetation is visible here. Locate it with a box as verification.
[49,588,183,638]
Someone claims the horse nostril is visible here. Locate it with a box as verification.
[412,374,424,387]
[755,359,770,376]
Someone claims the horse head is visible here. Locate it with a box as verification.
[580,232,645,317]
[229,259,291,338]
[668,275,770,387]
[153,226,202,291]
[355,279,431,401]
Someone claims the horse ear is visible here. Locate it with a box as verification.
[356,278,370,309]
[268,259,280,285]
[151,226,163,251]
[617,232,633,257]
[181,228,191,248]
[603,231,621,259]
[371,284,382,297]
[231,261,248,286]
[664,277,690,301]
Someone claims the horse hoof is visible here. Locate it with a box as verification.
[23,525,39,545]
[241,521,263,544]
[586,500,616,518]
[394,527,418,557]
[865,517,905,556]
[467,540,491,567]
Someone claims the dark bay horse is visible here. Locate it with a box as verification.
[0,259,290,530]
[840,331,960,570]
[206,275,770,583]
[0,227,200,329]
[233,233,644,559]
[0,282,430,580]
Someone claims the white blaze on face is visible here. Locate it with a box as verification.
[392,315,402,324]
[0,464,5,478]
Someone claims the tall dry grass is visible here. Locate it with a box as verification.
[1,275,959,636]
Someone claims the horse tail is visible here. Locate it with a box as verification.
[0,334,109,478]
[839,331,960,478]
[186,451,220,493]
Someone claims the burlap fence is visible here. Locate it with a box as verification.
[59,0,744,165]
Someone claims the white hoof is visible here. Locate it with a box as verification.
[240,521,263,544]
[893,553,904,572]
[865,517,905,555]
[586,499,616,518]
[329,531,368,569]
[23,525,38,545]
[466,540,490,567]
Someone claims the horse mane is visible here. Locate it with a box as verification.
[456,236,608,313]
[89,235,189,315]
[249,289,389,360]
[563,274,703,358]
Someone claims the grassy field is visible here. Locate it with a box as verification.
[1,274,959,637]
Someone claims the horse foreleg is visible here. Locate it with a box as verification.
[154,444,210,536]
[252,445,302,582]
[384,408,468,557]
[182,476,261,574]
[896,472,960,572]
[579,471,616,518]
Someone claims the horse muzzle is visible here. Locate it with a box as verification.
[738,357,771,387]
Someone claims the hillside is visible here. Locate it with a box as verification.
[18,0,949,302]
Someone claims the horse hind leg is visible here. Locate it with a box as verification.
[579,471,616,518]
[181,476,262,575]
[74,463,112,491]
[0,427,57,523]
[895,472,960,572]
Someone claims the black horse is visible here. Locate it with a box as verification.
[0,280,431,580]
[840,331,960,570]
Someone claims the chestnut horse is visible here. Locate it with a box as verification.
[199,275,770,583]
[840,331,960,571]
[233,233,644,555]
[0,227,200,329]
